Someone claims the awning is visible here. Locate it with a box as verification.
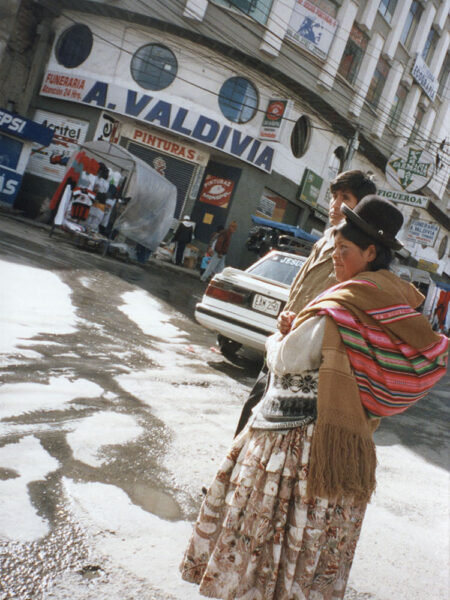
[251,215,319,243]
[436,280,450,291]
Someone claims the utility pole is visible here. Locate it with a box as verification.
[342,129,360,171]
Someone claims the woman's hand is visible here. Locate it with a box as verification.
[277,310,296,335]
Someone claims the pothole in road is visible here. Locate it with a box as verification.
[125,481,182,520]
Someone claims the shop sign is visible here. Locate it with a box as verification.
[417,258,438,273]
[407,219,440,246]
[27,110,89,182]
[94,111,122,143]
[256,188,288,222]
[377,188,429,208]
[0,108,53,146]
[411,55,438,102]
[40,70,275,173]
[386,145,435,192]
[0,165,22,205]
[198,175,234,208]
[123,124,209,166]
[259,99,291,142]
[286,0,338,60]
[297,168,323,207]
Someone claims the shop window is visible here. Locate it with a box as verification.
[400,1,422,49]
[366,57,389,109]
[378,0,398,23]
[218,77,258,123]
[338,25,368,85]
[0,133,23,170]
[55,24,93,68]
[422,28,438,65]
[290,116,311,158]
[131,44,178,91]
[389,84,408,130]
[213,0,273,25]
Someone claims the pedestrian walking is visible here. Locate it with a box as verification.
[180,196,448,600]
[173,215,195,266]
[234,170,376,436]
[200,225,225,276]
[201,221,237,282]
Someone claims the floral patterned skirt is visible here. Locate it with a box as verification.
[180,424,366,600]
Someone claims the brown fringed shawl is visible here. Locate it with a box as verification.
[293,270,448,503]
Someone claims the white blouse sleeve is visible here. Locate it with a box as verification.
[265,316,325,376]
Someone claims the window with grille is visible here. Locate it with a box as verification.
[338,25,368,85]
[400,1,423,49]
[366,57,389,108]
[422,29,438,65]
[378,0,398,23]
[55,24,93,68]
[213,0,273,25]
[131,44,178,91]
[438,54,449,99]
[389,84,408,130]
[409,105,425,144]
[218,77,258,123]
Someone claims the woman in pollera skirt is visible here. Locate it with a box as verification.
[180,196,448,600]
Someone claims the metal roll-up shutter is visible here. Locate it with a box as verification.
[127,141,196,218]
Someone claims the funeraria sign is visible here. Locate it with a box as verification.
[385,145,435,193]
[40,71,275,173]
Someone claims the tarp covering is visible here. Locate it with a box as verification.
[82,141,177,251]
[251,215,320,243]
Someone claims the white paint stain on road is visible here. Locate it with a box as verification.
[119,290,187,340]
[0,377,102,422]
[0,259,77,357]
[67,412,144,468]
[63,478,202,599]
[0,436,59,541]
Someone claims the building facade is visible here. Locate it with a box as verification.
[0,0,449,287]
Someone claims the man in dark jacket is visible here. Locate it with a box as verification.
[173,215,195,265]
[234,170,377,436]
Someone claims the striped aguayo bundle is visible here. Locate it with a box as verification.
[296,271,449,419]
[318,304,448,417]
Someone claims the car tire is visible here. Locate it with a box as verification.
[217,335,242,359]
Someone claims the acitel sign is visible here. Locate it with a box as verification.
[40,71,274,173]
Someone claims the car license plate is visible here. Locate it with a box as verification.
[252,294,281,316]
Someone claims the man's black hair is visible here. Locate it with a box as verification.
[330,170,377,202]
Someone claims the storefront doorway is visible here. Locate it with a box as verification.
[191,161,241,244]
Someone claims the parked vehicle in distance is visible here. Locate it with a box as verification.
[195,250,307,358]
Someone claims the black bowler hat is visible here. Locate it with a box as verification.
[341,195,404,250]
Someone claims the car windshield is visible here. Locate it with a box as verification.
[246,253,306,286]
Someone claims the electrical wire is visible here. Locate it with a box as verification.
[50,0,449,148]
[37,0,450,186]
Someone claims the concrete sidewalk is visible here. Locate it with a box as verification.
[0,205,202,280]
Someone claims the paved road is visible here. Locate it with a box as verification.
[0,214,448,600]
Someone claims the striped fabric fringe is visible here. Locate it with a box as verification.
[318,305,448,417]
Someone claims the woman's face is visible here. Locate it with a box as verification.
[332,232,376,282]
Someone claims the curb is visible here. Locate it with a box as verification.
[0,208,203,280]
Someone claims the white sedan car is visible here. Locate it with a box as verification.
[195,250,307,357]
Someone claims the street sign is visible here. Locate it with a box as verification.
[386,145,435,192]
